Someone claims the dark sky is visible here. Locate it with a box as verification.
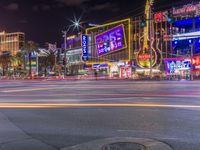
[0,0,197,47]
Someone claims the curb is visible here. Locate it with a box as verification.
[61,137,173,150]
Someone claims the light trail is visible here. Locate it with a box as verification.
[0,85,135,93]
[0,93,199,98]
[0,103,200,109]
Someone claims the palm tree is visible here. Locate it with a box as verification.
[39,49,57,76]
[11,52,24,75]
[0,51,12,76]
[21,41,39,77]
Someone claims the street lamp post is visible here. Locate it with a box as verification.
[149,2,153,78]
[62,31,67,77]
[190,14,196,81]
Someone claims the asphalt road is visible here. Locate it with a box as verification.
[0,79,200,150]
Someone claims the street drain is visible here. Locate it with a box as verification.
[102,142,145,150]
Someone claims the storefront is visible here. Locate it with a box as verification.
[92,63,109,77]
[84,18,133,78]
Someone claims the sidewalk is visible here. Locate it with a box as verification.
[0,112,56,150]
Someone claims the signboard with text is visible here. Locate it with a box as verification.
[95,25,127,56]
[172,3,200,15]
[164,58,190,75]
[82,34,88,61]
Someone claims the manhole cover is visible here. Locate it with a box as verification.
[102,142,145,150]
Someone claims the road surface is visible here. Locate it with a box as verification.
[0,79,200,150]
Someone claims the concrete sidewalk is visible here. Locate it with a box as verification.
[0,112,56,150]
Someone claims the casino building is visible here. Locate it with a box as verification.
[82,0,200,79]
[153,1,200,79]
[85,19,133,78]
[0,31,25,56]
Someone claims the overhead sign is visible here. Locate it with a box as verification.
[95,25,127,56]
[82,34,88,61]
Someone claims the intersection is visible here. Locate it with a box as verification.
[0,80,200,150]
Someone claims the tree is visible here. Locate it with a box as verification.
[39,49,57,76]
[11,52,24,75]
[0,51,12,76]
[21,41,39,77]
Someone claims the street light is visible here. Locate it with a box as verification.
[62,30,68,77]
[62,17,82,77]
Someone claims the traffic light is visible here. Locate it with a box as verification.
[141,15,146,27]
[167,10,174,23]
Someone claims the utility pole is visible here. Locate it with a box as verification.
[149,1,153,78]
[62,31,67,77]
[190,14,196,81]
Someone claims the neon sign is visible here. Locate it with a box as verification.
[154,11,168,23]
[95,25,127,56]
[138,53,150,60]
[164,58,190,75]
[172,3,200,15]
[192,56,200,70]
[82,34,88,61]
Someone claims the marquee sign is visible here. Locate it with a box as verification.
[95,25,127,56]
[164,58,190,75]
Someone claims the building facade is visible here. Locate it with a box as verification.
[61,35,84,75]
[84,18,133,78]
[153,1,200,79]
[0,31,25,56]
[81,0,200,79]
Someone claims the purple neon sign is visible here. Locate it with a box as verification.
[96,25,126,56]
[164,58,190,75]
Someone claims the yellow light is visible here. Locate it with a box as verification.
[86,18,131,33]
[1,103,200,109]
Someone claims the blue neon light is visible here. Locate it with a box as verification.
[82,34,88,61]
[189,39,192,44]
[173,16,200,27]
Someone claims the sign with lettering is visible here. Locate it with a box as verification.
[164,58,190,75]
[95,25,127,56]
[172,3,200,15]
[82,34,88,61]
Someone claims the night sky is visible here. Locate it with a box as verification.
[0,0,197,47]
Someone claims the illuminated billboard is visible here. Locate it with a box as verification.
[95,25,127,56]
[164,58,190,75]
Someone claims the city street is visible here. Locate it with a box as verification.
[0,79,200,150]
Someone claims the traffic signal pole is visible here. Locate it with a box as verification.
[149,2,153,78]
[63,31,67,77]
[190,14,196,81]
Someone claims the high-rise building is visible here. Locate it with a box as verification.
[0,31,25,56]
